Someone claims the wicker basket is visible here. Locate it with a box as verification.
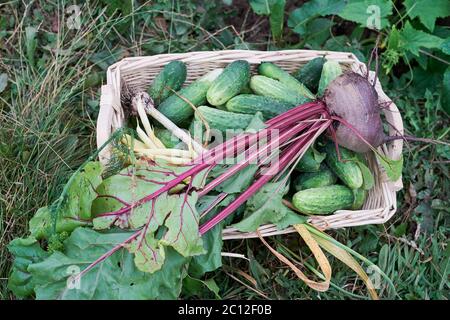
[96,50,404,240]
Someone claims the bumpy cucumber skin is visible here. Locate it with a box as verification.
[292,185,354,215]
[317,60,342,96]
[154,128,182,149]
[258,62,314,99]
[324,142,363,189]
[250,75,310,105]
[225,94,294,119]
[295,147,326,172]
[207,60,250,106]
[194,105,254,133]
[158,69,222,126]
[293,166,337,191]
[149,61,187,105]
[351,188,367,210]
[293,57,325,93]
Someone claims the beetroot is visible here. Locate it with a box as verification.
[324,73,384,153]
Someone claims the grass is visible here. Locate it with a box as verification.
[0,0,448,300]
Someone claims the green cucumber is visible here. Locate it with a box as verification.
[148,61,187,105]
[225,94,294,119]
[154,128,182,149]
[317,60,342,96]
[293,166,337,191]
[324,142,363,189]
[351,188,367,210]
[292,185,354,215]
[194,106,254,134]
[158,68,223,126]
[293,57,325,93]
[207,60,250,106]
[250,75,311,105]
[240,83,253,94]
[295,147,326,172]
[258,62,315,99]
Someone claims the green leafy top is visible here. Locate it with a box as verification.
[27,228,189,300]
[232,181,306,232]
[338,0,393,30]
[404,0,450,32]
[288,0,345,35]
[29,161,104,239]
[92,164,206,273]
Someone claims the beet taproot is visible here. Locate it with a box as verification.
[324,72,385,153]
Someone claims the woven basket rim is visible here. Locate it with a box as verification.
[96,49,404,239]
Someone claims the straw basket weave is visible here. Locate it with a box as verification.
[97,50,404,240]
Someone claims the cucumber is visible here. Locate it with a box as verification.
[240,83,253,94]
[194,106,254,134]
[207,60,250,106]
[292,185,354,215]
[158,69,223,126]
[293,166,337,191]
[293,57,325,93]
[324,142,363,189]
[258,62,315,99]
[225,94,294,120]
[189,120,205,145]
[154,128,182,149]
[250,75,311,105]
[295,147,326,172]
[351,188,367,210]
[148,61,187,105]
[317,60,342,96]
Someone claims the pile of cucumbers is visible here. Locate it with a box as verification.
[144,57,373,215]
[291,141,372,215]
[148,57,331,138]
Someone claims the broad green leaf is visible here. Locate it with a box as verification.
[232,181,294,232]
[295,146,326,172]
[376,154,403,182]
[398,22,445,56]
[183,276,221,299]
[338,0,393,30]
[250,0,286,41]
[275,210,307,229]
[249,0,277,15]
[28,228,189,300]
[188,195,236,277]
[92,164,205,273]
[29,162,104,239]
[305,18,334,48]
[188,222,223,277]
[288,0,344,35]
[404,0,450,32]
[269,0,286,42]
[7,237,49,298]
[441,38,450,55]
[213,164,259,194]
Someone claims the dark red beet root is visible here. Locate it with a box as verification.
[324,72,385,153]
